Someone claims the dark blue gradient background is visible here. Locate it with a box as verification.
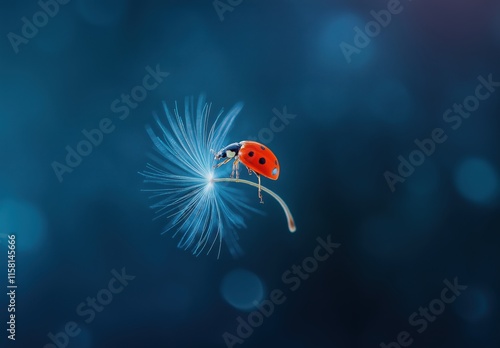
[1,0,499,347]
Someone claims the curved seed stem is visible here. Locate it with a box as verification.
[212,178,296,233]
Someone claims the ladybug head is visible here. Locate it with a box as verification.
[213,142,242,160]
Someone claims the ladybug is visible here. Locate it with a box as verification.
[213,141,280,203]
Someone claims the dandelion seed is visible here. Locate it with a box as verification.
[141,96,296,258]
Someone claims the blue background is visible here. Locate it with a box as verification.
[0,0,499,347]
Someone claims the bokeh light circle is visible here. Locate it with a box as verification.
[454,287,494,323]
[454,158,498,204]
[0,199,47,251]
[220,269,264,311]
[317,13,375,71]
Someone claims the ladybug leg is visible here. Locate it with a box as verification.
[231,157,240,179]
[256,174,264,204]
[214,157,232,169]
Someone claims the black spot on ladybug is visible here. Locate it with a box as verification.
[275,160,277,165]
[259,157,266,165]
[260,146,265,150]
[248,151,254,157]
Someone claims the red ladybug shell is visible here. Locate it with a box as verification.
[238,141,280,180]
